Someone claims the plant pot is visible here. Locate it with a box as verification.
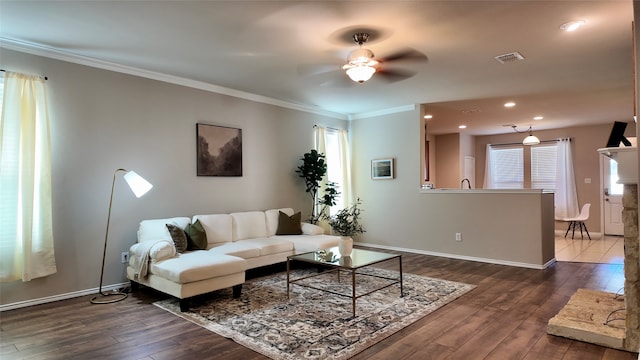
[339,256,352,267]
[338,236,353,257]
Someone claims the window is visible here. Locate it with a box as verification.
[531,144,557,190]
[324,129,344,212]
[0,71,57,282]
[490,146,524,189]
[608,159,624,195]
[488,143,558,190]
[314,126,352,216]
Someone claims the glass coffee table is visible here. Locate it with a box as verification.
[286,247,403,318]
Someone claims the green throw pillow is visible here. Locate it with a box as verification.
[276,211,302,235]
[185,219,208,250]
[166,224,188,253]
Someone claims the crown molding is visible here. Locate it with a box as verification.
[348,104,417,120]
[1,38,348,120]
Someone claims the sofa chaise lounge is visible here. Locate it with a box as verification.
[126,208,339,311]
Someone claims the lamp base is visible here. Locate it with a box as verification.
[90,291,128,304]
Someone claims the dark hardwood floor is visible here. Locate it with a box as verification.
[1,250,637,360]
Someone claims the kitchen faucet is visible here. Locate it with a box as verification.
[461,178,471,189]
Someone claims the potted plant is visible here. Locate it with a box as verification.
[328,199,365,256]
[296,150,339,224]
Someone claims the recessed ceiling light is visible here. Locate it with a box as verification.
[560,20,585,32]
[458,125,467,129]
[533,116,544,120]
[424,114,433,119]
[504,102,516,108]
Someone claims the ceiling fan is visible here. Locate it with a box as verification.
[341,32,428,84]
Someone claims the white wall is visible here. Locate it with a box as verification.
[0,49,346,306]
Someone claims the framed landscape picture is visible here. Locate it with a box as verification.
[196,123,242,176]
[371,158,394,180]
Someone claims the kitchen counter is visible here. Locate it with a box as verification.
[420,188,552,194]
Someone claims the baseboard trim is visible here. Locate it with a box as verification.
[0,282,129,312]
[2,240,562,311]
[554,229,603,239]
[356,242,555,270]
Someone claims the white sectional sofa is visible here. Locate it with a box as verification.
[126,208,339,311]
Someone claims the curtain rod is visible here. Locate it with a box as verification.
[313,124,342,131]
[0,69,48,80]
[490,138,571,147]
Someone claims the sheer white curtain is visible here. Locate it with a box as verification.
[554,138,579,219]
[483,144,496,189]
[314,126,352,215]
[0,71,57,282]
[314,126,327,218]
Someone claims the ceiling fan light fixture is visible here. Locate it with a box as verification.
[346,48,378,67]
[345,65,376,83]
[350,48,371,59]
[342,33,380,83]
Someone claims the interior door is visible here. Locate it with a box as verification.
[604,157,624,235]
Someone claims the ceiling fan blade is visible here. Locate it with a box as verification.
[380,48,428,63]
[297,64,342,76]
[319,73,357,88]
[376,68,416,83]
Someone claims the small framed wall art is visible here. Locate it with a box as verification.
[371,158,394,180]
[196,123,243,176]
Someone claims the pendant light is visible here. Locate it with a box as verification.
[522,127,540,145]
[512,125,540,145]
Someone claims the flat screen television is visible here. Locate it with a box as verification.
[606,121,632,147]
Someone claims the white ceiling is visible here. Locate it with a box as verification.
[0,1,634,135]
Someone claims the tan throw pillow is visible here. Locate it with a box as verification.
[166,224,188,253]
[185,219,208,250]
[276,211,302,235]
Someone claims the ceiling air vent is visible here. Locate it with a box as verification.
[494,52,525,64]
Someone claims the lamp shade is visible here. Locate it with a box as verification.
[346,65,376,83]
[523,134,541,145]
[123,170,153,198]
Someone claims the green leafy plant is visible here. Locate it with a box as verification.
[328,199,365,237]
[296,150,340,224]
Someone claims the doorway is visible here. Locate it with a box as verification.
[603,157,624,235]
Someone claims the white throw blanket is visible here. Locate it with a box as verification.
[132,240,173,280]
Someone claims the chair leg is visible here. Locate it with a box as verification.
[580,221,591,240]
[565,222,572,238]
[578,221,584,239]
[571,221,577,239]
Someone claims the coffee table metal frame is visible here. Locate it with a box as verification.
[286,247,403,318]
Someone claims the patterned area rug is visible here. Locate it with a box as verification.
[154,268,475,360]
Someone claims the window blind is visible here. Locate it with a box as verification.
[531,144,557,190]
[490,147,523,189]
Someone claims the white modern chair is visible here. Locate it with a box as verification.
[563,203,591,240]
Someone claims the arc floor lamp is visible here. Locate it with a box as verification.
[90,168,153,304]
